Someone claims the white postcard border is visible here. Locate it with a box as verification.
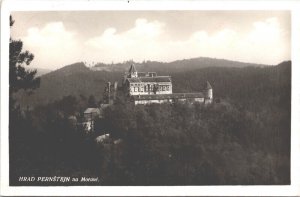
[1,0,300,196]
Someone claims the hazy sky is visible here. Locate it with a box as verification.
[11,11,290,69]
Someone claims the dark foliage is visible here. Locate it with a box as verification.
[9,16,40,115]
[9,16,41,184]
[9,60,291,185]
[9,16,40,97]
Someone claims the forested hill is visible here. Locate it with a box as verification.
[17,59,289,107]
[19,62,123,106]
[136,57,269,73]
[93,57,269,73]
[45,62,90,76]
[172,60,291,110]
[11,60,291,186]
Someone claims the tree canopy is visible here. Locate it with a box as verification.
[9,16,40,109]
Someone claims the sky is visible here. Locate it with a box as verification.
[11,11,291,70]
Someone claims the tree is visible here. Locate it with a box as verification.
[55,95,78,116]
[88,95,97,108]
[9,15,40,110]
[9,16,42,186]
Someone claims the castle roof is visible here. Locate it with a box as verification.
[126,78,141,83]
[205,81,212,89]
[132,92,204,101]
[137,72,147,77]
[128,64,137,73]
[127,76,171,83]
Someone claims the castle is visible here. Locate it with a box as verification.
[83,64,213,132]
[120,64,213,105]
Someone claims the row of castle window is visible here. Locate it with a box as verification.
[132,85,170,92]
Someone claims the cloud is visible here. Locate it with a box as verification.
[85,18,166,62]
[235,17,289,64]
[86,18,164,49]
[165,17,289,64]
[22,22,81,68]
[85,17,289,65]
[20,17,289,69]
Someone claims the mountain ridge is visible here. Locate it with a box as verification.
[18,58,290,108]
[47,57,273,76]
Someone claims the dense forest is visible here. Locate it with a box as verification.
[10,60,291,185]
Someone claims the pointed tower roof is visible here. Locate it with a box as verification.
[205,81,212,89]
[128,64,137,73]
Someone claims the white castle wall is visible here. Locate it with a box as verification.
[129,83,172,95]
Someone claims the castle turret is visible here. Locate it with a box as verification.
[103,82,111,104]
[205,81,213,103]
[128,64,138,78]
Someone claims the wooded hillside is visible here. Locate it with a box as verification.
[10,60,291,186]
[17,57,273,107]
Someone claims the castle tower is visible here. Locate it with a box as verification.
[103,82,111,104]
[205,81,213,103]
[128,64,138,78]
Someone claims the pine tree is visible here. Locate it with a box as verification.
[9,15,40,110]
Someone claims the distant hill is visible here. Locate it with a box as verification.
[172,61,291,111]
[92,57,269,73]
[30,67,52,77]
[137,57,269,74]
[17,58,289,108]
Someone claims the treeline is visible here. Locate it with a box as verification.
[172,61,290,104]
[92,57,267,73]
[10,99,290,185]
[99,100,290,185]
[10,62,291,185]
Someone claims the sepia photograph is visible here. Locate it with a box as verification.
[1,0,300,196]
